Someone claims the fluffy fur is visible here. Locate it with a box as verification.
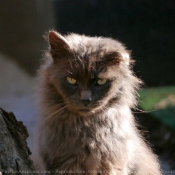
[35,31,162,175]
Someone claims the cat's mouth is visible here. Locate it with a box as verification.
[78,108,91,112]
[76,107,98,116]
[76,102,103,114]
[67,102,101,116]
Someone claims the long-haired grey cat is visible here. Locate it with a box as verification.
[35,31,162,175]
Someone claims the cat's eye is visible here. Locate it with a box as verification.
[96,79,107,85]
[66,77,78,85]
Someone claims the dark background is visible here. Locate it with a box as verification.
[0,0,175,86]
[53,0,175,86]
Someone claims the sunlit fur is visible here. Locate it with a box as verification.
[35,31,162,175]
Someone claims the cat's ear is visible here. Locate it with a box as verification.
[48,31,70,59]
[118,51,130,66]
[106,51,130,66]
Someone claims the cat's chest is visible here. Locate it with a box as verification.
[46,115,129,172]
[58,116,126,153]
[59,118,128,170]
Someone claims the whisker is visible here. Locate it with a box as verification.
[42,104,67,123]
[48,106,67,122]
[133,107,157,114]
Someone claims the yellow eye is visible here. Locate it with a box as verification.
[96,79,107,85]
[66,77,77,85]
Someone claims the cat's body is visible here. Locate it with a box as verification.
[36,31,162,175]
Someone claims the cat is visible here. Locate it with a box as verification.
[35,30,162,175]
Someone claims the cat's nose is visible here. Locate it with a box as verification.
[81,99,92,106]
[81,90,92,106]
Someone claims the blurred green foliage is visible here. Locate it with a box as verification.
[139,86,175,130]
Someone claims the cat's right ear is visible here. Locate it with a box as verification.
[48,31,70,60]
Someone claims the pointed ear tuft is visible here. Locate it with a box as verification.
[118,51,130,65]
[49,31,70,48]
[105,50,131,66]
[48,31,70,60]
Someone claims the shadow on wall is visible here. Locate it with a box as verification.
[0,0,56,75]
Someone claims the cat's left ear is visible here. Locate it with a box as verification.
[118,51,130,66]
[48,31,70,59]
[106,51,130,66]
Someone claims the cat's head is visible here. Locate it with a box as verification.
[42,31,140,116]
